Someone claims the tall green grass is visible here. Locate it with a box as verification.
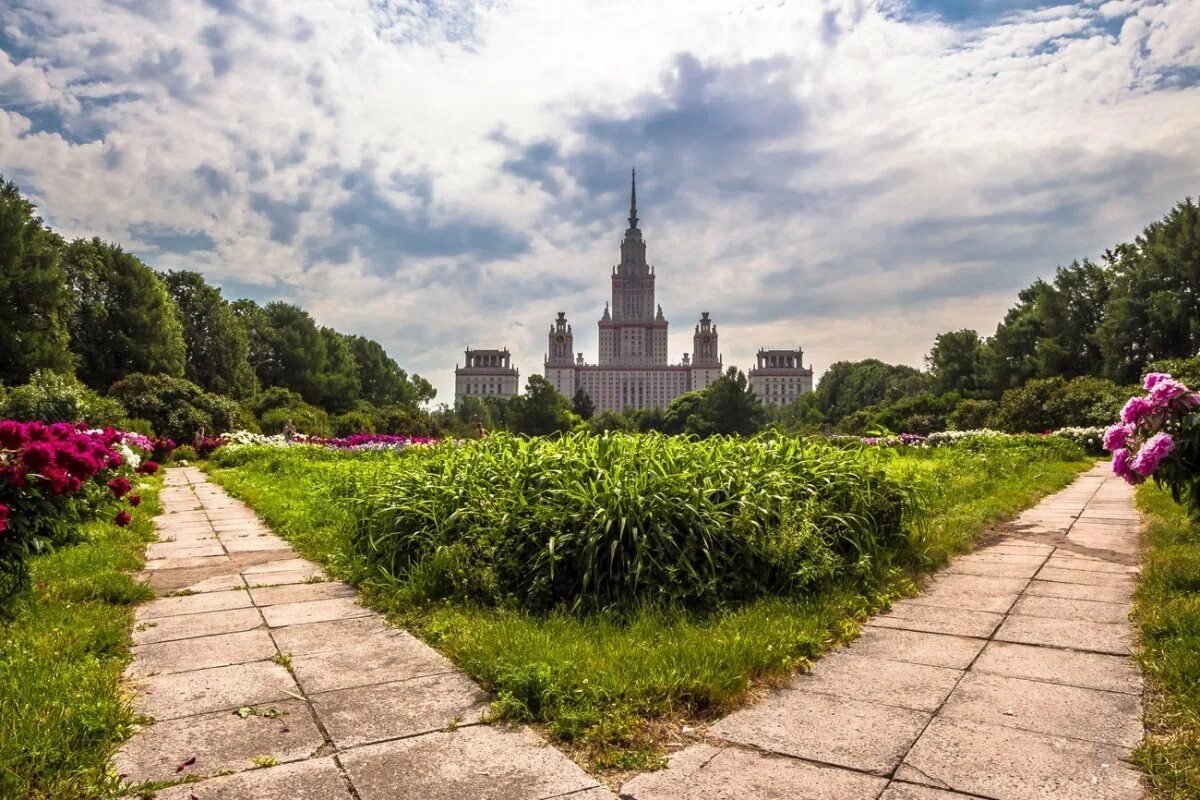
[355,432,911,610]
[208,435,1090,771]
[0,479,160,800]
[1134,484,1200,799]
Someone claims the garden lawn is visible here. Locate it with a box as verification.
[0,479,160,800]
[1134,483,1200,800]
[206,436,1091,772]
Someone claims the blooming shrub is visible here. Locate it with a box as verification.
[1104,372,1200,514]
[0,420,149,599]
[1050,427,1106,456]
[216,430,439,452]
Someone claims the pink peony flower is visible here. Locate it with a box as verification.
[21,441,56,472]
[1119,396,1155,425]
[0,420,29,450]
[1111,448,1141,484]
[1149,379,1190,406]
[128,495,142,507]
[1143,372,1172,390]
[0,503,8,534]
[113,510,132,527]
[1102,424,1130,452]
[137,460,159,475]
[1130,432,1174,477]
[107,476,133,498]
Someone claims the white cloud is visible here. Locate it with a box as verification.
[0,0,1197,403]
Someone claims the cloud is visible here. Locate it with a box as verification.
[0,0,1197,403]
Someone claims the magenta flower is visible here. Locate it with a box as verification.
[0,503,8,534]
[1149,379,1190,406]
[107,476,133,498]
[1120,396,1155,425]
[1102,424,1130,452]
[0,420,29,450]
[113,510,132,527]
[1111,448,1140,484]
[1130,432,1174,477]
[1143,372,1172,390]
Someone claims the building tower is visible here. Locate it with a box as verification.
[689,311,722,390]
[545,311,577,396]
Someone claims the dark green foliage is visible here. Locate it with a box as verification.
[928,330,983,394]
[238,301,327,405]
[260,403,331,436]
[61,238,186,390]
[869,392,960,435]
[688,367,765,436]
[988,375,1127,432]
[318,328,362,413]
[507,375,575,435]
[164,270,257,399]
[1,369,126,425]
[347,335,424,407]
[333,409,377,436]
[0,179,74,384]
[948,398,998,430]
[816,359,933,423]
[108,372,247,440]
[354,432,909,611]
[572,388,595,420]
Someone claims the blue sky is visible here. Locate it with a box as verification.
[1,0,1198,402]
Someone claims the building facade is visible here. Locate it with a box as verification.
[748,347,814,406]
[454,348,520,404]
[544,170,723,414]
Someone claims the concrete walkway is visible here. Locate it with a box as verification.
[119,467,613,800]
[622,463,1146,800]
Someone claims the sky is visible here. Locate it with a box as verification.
[1,0,1198,404]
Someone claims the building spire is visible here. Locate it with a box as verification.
[628,167,638,229]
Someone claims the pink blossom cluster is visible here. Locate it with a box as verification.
[307,433,441,450]
[1104,373,1198,484]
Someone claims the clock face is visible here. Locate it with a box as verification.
[701,335,711,343]
[554,334,567,344]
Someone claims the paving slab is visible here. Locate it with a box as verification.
[249,581,357,606]
[132,606,264,645]
[222,535,293,553]
[128,628,279,677]
[270,615,398,656]
[878,783,981,799]
[261,596,372,628]
[243,557,323,574]
[151,757,354,800]
[620,744,888,799]
[939,672,1142,747]
[133,660,300,721]
[244,567,326,586]
[972,641,1142,695]
[135,588,254,620]
[314,672,490,748]
[708,689,930,775]
[897,717,1144,800]
[789,651,963,712]
[1024,579,1132,604]
[995,614,1132,656]
[290,632,454,692]
[144,554,231,571]
[116,698,322,784]
[868,601,1005,639]
[845,627,986,670]
[1044,556,1138,575]
[906,576,1022,614]
[339,725,603,800]
[146,542,227,559]
[1011,595,1130,624]
[943,559,1042,579]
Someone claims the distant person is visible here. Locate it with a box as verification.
[194,426,205,444]
[474,421,487,439]
[283,419,297,443]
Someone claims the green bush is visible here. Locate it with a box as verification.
[171,444,198,462]
[1,370,126,425]
[355,432,911,610]
[989,376,1127,432]
[949,398,997,430]
[260,403,330,436]
[107,372,249,440]
[333,409,376,436]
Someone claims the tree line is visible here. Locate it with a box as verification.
[0,177,433,440]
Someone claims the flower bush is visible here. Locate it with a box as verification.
[0,420,150,600]
[215,430,439,453]
[1104,374,1200,512]
[1049,426,1106,456]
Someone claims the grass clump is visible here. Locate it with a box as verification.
[207,433,1090,771]
[0,479,160,800]
[1134,483,1200,799]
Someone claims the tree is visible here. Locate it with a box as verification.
[318,327,361,413]
[164,270,257,399]
[0,178,74,384]
[108,372,248,440]
[572,388,595,420]
[455,395,493,429]
[236,301,327,405]
[62,238,186,390]
[347,335,410,406]
[662,390,705,435]
[1,369,125,426]
[508,375,575,435]
[816,360,932,422]
[928,330,982,395]
[692,367,765,436]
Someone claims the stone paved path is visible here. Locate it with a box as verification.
[621,463,1146,800]
[119,467,614,800]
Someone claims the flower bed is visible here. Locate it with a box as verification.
[0,420,154,600]
[215,430,439,452]
[1104,373,1200,514]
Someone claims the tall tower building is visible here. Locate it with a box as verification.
[544,170,726,413]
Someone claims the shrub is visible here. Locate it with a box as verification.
[949,398,997,431]
[990,376,1127,432]
[333,409,376,436]
[355,432,911,611]
[171,444,197,462]
[107,373,249,441]
[0,421,149,600]
[1,370,126,426]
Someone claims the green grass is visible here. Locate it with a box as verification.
[1134,483,1200,799]
[0,480,160,800]
[206,437,1090,771]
